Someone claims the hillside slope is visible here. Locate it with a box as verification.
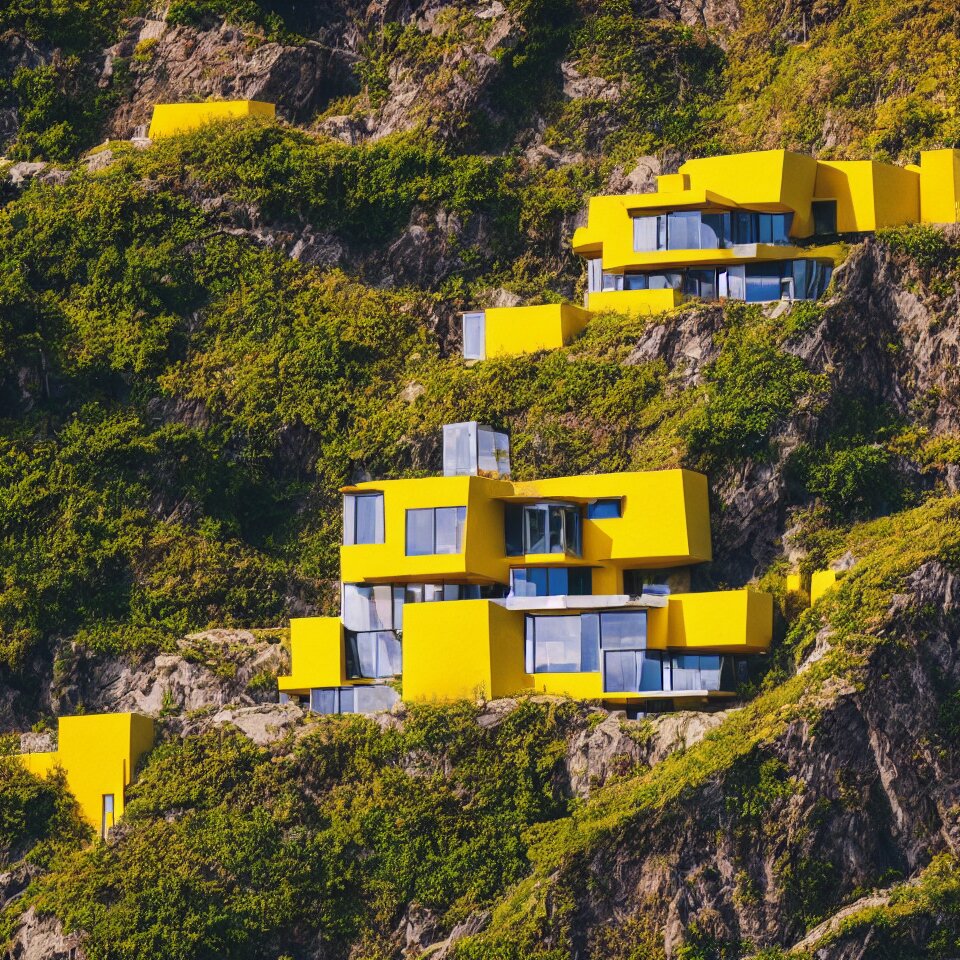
[1,0,960,958]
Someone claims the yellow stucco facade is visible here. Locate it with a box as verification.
[279,425,774,713]
[463,148,960,360]
[19,713,154,837]
[147,100,276,139]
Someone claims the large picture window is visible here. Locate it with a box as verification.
[346,631,402,679]
[342,583,394,632]
[343,493,384,545]
[525,615,600,673]
[309,685,399,715]
[510,567,592,597]
[504,504,582,556]
[406,507,467,556]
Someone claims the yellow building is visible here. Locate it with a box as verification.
[18,713,154,838]
[462,148,960,360]
[279,422,773,714]
[147,100,276,139]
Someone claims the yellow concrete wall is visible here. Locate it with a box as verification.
[920,149,960,223]
[343,469,712,586]
[659,589,772,652]
[786,572,803,594]
[21,713,154,835]
[815,161,919,232]
[148,100,275,139]
[680,150,819,234]
[810,569,838,605]
[402,600,529,701]
[341,475,514,584]
[586,288,682,315]
[521,469,712,566]
[278,617,344,693]
[484,304,591,358]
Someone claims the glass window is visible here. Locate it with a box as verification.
[623,274,648,291]
[310,688,338,714]
[587,498,622,520]
[580,613,600,671]
[745,263,784,303]
[601,273,624,291]
[667,211,701,250]
[647,272,683,290]
[462,313,485,361]
[603,650,662,692]
[405,507,466,556]
[344,493,384,545]
[339,687,355,713]
[436,506,466,554]
[633,215,662,252]
[700,212,730,248]
[505,505,523,556]
[342,584,393,632]
[510,567,592,597]
[812,200,837,235]
[599,610,647,649]
[392,586,405,629]
[587,258,603,293]
[406,508,435,556]
[684,269,718,300]
[549,506,565,554]
[525,507,548,554]
[346,631,402,680]
[355,685,400,713]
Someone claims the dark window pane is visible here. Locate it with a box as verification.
[549,506,565,553]
[568,567,593,595]
[587,499,622,520]
[505,505,523,556]
[812,200,837,235]
[339,687,355,713]
[623,569,644,595]
[547,567,568,595]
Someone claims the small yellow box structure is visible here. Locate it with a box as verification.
[148,100,275,139]
[278,422,774,714]
[462,148,960,360]
[810,569,839,605]
[18,713,154,838]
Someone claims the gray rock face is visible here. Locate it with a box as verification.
[101,19,358,138]
[2,906,85,960]
[45,628,288,721]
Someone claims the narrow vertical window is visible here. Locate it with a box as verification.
[101,794,115,839]
[343,493,384,545]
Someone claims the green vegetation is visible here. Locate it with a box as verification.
[11,700,582,958]
[0,759,90,871]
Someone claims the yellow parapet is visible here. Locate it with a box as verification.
[920,150,960,224]
[649,589,773,653]
[814,161,919,233]
[148,100,276,139]
[341,468,712,589]
[402,600,530,701]
[483,304,591,358]
[586,288,682,315]
[810,569,838,605]
[278,617,345,694]
[19,713,154,837]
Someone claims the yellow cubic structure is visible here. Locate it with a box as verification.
[148,100,276,139]
[18,713,154,837]
[278,421,774,715]
[462,148,960,360]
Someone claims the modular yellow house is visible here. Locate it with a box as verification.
[18,713,154,838]
[462,148,960,360]
[279,422,773,714]
[147,100,275,139]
